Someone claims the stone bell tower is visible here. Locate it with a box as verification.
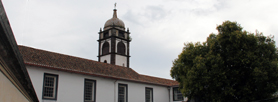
[97,8,131,68]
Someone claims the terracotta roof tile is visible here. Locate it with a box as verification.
[18,45,179,86]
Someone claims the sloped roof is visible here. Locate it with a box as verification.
[18,45,179,86]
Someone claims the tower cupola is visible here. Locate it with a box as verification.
[104,9,125,29]
[98,7,131,68]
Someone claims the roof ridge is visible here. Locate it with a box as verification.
[25,62,128,78]
[18,45,99,63]
[140,74,175,81]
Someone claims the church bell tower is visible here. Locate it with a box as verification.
[98,8,131,68]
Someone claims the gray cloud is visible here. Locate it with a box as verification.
[2,0,278,79]
[143,5,167,21]
[123,10,142,26]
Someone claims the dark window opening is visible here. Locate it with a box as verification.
[145,88,153,102]
[118,84,128,102]
[119,33,124,38]
[173,87,184,101]
[102,42,109,55]
[117,42,125,55]
[42,73,58,100]
[84,79,96,102]
[104,32,109,38]
[104,60,107,63]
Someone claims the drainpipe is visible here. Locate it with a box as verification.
[167,86,171,102]
[114,79,118,102]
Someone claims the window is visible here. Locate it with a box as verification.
[145,88,153,102]
[118,84,128,102]
[119,32,125,38]
[117,42,125,55]
[173,87,183,101]
[84,79,96,102]
[102,42,109,55]
[42,73,58,100]
[104,32,109,38]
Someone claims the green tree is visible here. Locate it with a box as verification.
[171,21,278,102]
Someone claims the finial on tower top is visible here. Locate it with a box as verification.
[114,3,117,9]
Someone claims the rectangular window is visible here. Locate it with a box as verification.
[42,73,58,100]
[118,84,128,102]
[84,79,96,102]
[145,87,153,102]
[173,87,184,101]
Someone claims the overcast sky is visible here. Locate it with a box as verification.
[2,0,278,79]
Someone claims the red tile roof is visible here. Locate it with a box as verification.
[18,45,179,86]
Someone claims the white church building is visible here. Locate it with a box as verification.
[18,8,186,102]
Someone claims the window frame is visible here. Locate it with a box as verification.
[84,79,96,102]
[118,83,128,102]
[173,87,184,101]
[145,87,153,102]
[42,73,59,100]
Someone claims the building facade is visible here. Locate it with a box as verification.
[27,65,171,102]
[18,8,186,102]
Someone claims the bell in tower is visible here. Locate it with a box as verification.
[98,7,131,68]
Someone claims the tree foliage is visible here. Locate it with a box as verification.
[171,21,278,102]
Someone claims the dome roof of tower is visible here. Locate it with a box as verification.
[104,9,125,28]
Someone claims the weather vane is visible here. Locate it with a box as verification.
[114,3,117,9]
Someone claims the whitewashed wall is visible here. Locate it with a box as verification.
[100,54,111,63]
[116,80,170,102]
[115,55,127,67]
[27,65,172,102]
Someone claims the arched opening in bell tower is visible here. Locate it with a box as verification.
[117,42,125,55]
[102,42,109,55]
